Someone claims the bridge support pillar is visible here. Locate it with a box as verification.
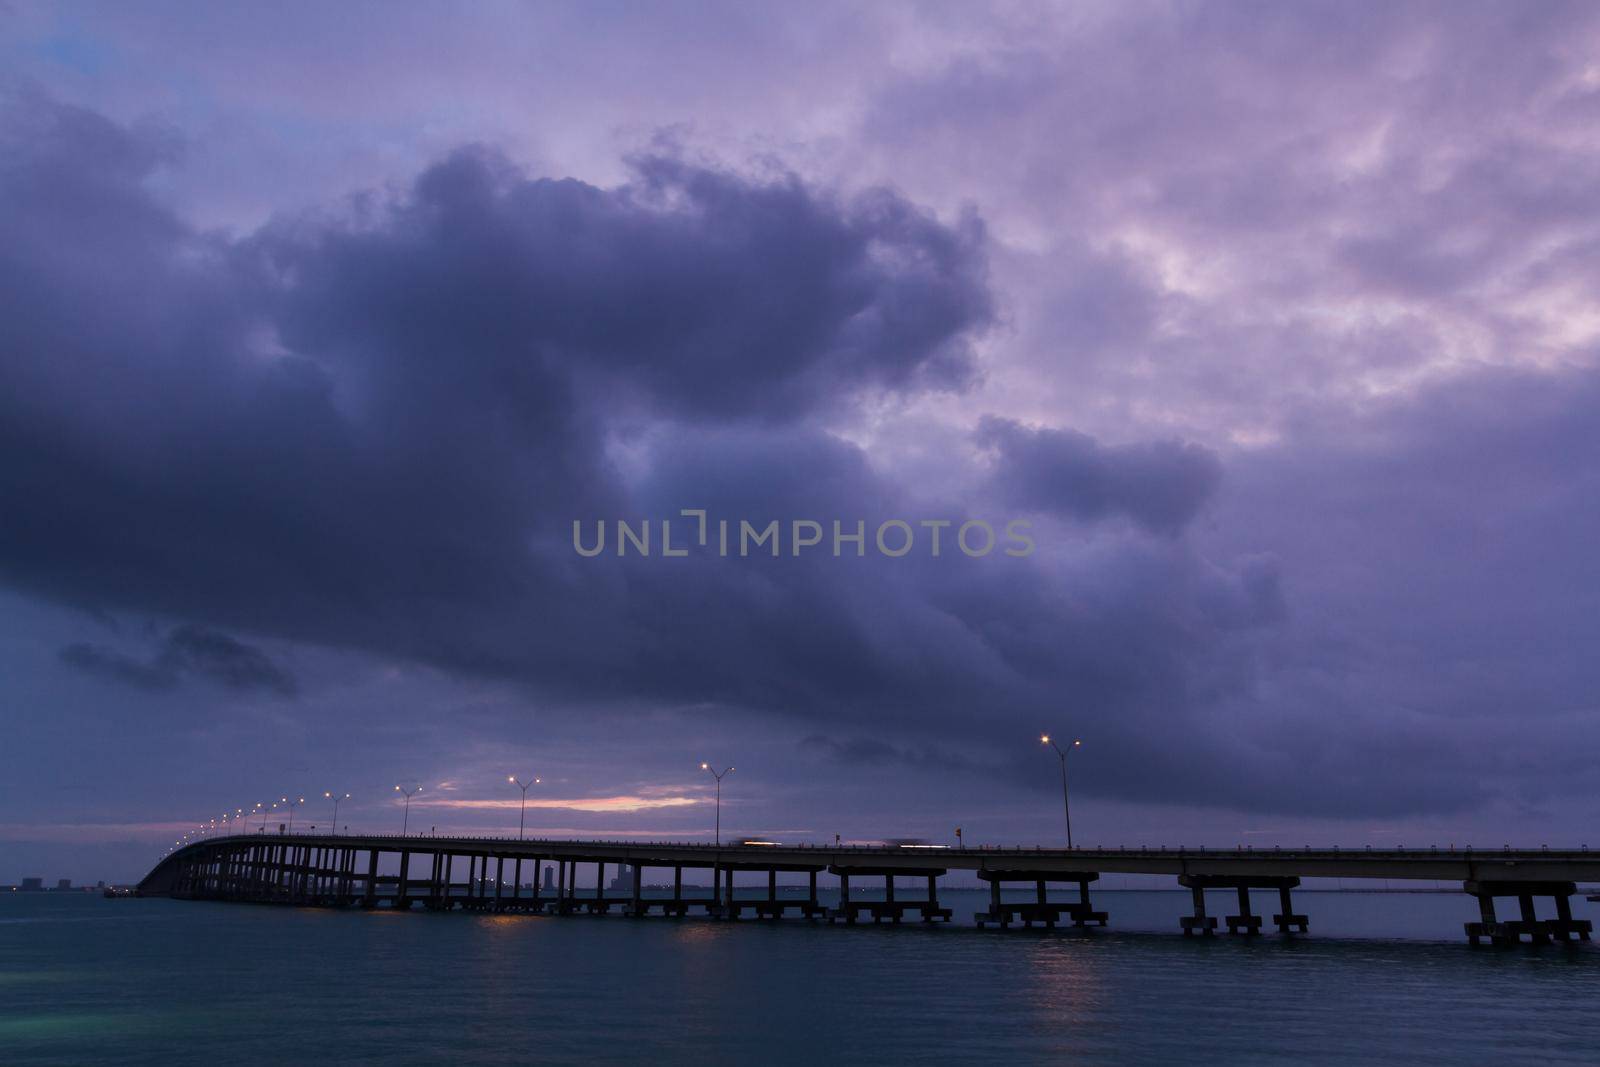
[1180,875,1298,935]
[1181,884,1215,936]
[1228,885,1261,935]
[977,871,1101,928]
[666,865,684,916]
[362,849,378,908]
[1465,881,1590,945]
[1274,884,1309,933]
[396,850,412,910]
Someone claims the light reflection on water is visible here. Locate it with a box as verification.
[3,892,1598,1065]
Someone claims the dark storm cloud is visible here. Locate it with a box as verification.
[58,625,296,697]
[262,147,990,423]
[799,734,981,774]
[0,94,991,676]
[977,416,1222,535]
[58,643,175,692]
[2,92,1545,825]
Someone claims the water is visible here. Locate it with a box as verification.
[4,890,1599,1064]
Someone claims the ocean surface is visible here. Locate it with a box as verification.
[4,889,1599,1064]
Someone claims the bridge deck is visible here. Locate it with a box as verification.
[138,834,1600,945]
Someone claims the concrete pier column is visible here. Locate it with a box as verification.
[513,858,522,905]
[768,868,778,915]
[1228,885,1261,935]
[397,850,411,909]
[990,878,1004,927]
[596,862,606,911]
[1518,895,1549,944]
[1182,884,1214,936]
[674,865,683,909]
[494,857,505,910]
[363,849,378,907]
[631,862,644,916]
[840,872,854,923]
[1272,884,1309,933]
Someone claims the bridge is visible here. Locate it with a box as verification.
[138,834,1598,945]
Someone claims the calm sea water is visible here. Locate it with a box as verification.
[4,890,1599,1064]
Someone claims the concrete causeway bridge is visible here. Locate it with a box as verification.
[138,834,1598,946]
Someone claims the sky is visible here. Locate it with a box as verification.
[3,1,1600,883]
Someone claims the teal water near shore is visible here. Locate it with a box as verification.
[4,890,1598,1064]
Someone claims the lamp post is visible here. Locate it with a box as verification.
[325,791,349,835]
[508,776,540,840]
[395,785,422,835]
[1040,735,1082,849]
[283,796,305,834]
[700,763,733,846]
[256,802,268,833]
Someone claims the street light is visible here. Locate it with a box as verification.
[700,763,733,846]
[284,796,305,834]
[325,791,349,835]
[1040,735,1082,849]
[256,802,268,833]
[508,776,541,840]
[395,785,422,835]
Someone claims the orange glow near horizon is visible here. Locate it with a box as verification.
[414,793,701,814]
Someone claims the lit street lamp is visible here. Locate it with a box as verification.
[256,802,268,833]
[395,784,422,835]
[283,796,305,834]
[508,776,541,840]
[325,791,349,835]
[1040,735,1082,849]
[700,763,733,846]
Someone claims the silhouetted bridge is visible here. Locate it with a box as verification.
[138,834,1598,945]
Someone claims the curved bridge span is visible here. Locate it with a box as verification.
[139,834,1598,945]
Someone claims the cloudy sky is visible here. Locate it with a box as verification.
[4,1,1599,883]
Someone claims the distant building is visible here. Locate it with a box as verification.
[20,877,43,891]
[56,879,72,891]
[542,865,555,891]
[608,863,633,891]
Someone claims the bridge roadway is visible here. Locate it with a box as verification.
[139,834,1600,945]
